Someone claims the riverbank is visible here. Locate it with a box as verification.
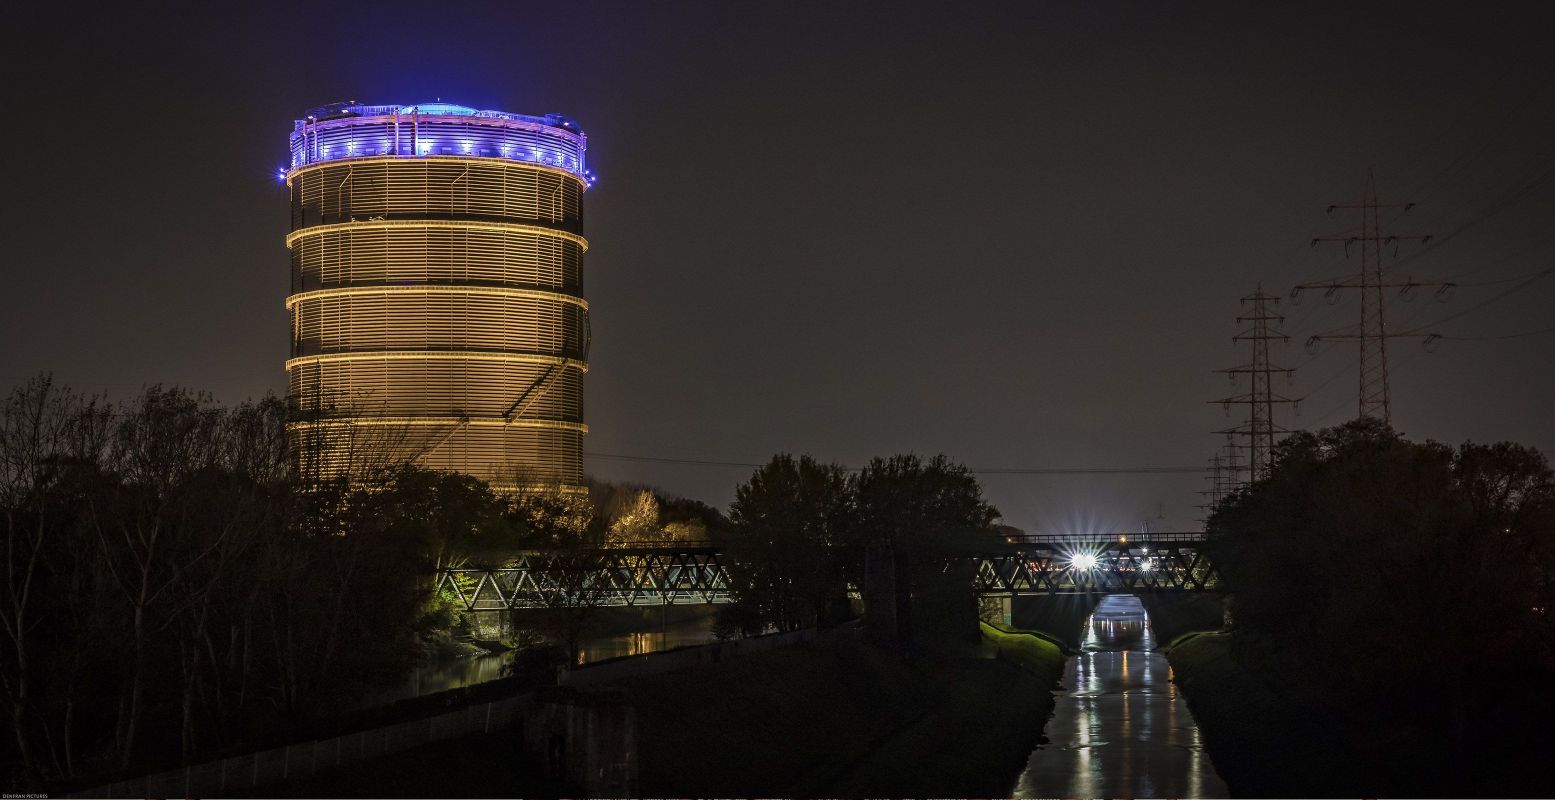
[1166,632,1366,797]
[1170,630,1555,797]
[1010,594,1099,650]
[218,623,1068,797]
[1138,592,1224,645]
[229,729,561,799]
[618,623,1066,796]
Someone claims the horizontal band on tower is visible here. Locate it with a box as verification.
[286,220,589,251]
[285,284,588,311]
[493,483,591,497]
[290,417,588,433]
[286,351,589,372]
[287,155,588,188]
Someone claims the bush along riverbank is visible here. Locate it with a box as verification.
[1167,630,1555,798]
[1149,591,1441,798]
[618,624,1067,797]
[1165,632,1373,798]
[1182,422,1555,797]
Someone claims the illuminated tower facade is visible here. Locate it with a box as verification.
[285,102,594,492]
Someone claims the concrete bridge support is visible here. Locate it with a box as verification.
[863,543,911,652]
[523,688,638,797]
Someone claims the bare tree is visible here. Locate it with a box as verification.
[0,376,108,782]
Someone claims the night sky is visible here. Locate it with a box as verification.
[7,2,1554,533]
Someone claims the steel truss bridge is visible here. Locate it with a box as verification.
[436,533,1219,612]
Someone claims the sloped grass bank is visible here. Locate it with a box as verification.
[1138,592,1225,646]
[1171,631,1555,798]
[1010,594,1099,651]
[230,730,559,799]
[243,626,1071,798]
[620,626,1067,797]
[1168,632,1382,798]
[823,624,1067,797]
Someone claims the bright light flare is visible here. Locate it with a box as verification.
[1070,553,1099,571]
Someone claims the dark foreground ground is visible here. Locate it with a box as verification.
[1143,594,1555,798]
[245,625,1067,798]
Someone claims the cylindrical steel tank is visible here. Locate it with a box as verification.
[284,102,593,492]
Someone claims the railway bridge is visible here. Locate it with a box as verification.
[436,532,1219,612]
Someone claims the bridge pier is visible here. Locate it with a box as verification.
[978,594,1013,626]
[523,687,638,797]
[862,543,911,652]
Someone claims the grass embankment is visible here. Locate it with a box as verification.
[1138,592,1225,647]
[621,625,1067,797]
[1167,632,1380,798]
[1140,594,1368,797]
[1010,594,1098,651]
[249,625,1069,798]
[231,730,560,799]
[1172,629,1555,797]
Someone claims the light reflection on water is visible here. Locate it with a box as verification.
[573,622,717,665]
[381,615,717,704]
[396,651,510,700]
[1010,595,1228,799]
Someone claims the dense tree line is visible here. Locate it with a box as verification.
[1206,418,1555,793]
[716,453,1002,638]
[0,373,1006,789]
[0,376,602,789]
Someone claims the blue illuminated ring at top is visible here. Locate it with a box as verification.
[287,102,596,187]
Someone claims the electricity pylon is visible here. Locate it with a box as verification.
[1292,170,1454,426]
[1212,287,1297,483]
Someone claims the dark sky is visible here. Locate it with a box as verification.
[7,2,1554,533]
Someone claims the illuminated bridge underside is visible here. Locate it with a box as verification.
[974,541,1220,594]
[438,536,1219,611]
[287,102,591,488]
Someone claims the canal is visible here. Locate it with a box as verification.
[1010,594,1228,798]
[385,610,719,702]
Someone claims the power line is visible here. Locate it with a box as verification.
[1428,325,1555,341]
[1397,264,1555,335]
[582,451,1203,475]
[1398,83,1555,200]
[1379,160,1555,278]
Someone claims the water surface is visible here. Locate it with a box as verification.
[381,613,718,703]
[1010,594,1228,798]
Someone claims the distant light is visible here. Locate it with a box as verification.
[275,168,287,182]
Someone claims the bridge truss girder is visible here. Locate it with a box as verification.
[973,542,1220,595]
[437,548,730,610]
[435,537,1221,612]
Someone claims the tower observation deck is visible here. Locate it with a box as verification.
[284,101,594,492]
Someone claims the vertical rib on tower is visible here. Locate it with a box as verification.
[284,102,594,493]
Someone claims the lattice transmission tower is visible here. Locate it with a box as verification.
[1292,170,1454,426]
[1196,434,1242,526]
[1212,287,1297,483]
